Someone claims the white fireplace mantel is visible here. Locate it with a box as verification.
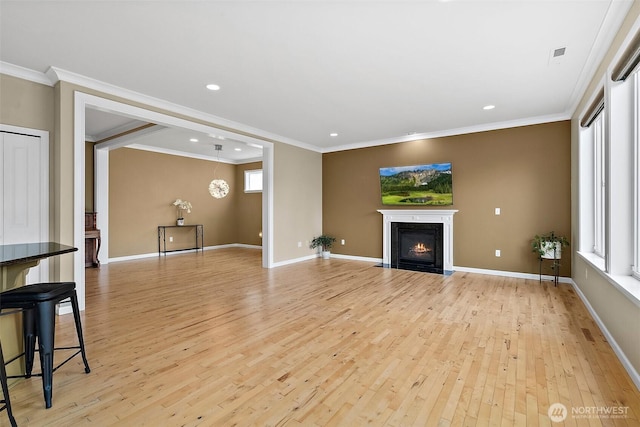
[378,209,458,273]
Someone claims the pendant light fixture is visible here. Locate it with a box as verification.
[209,144,230,199]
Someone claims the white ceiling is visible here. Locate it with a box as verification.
[0,0,634,157]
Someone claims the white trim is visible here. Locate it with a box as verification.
[0,61,597,160]
[271,254,318,268]
[49,66,318,154]
[323,116,568,154]
[453,265,573,284]
[378,209,458,272]
[94,148,109,265]
[571,279,640,391]
[0,62,53,86]
[109,243,262,263]
[578,251,640,308]
[330,254,382,264]
[565,0,634,117]
[263,144,274,268]
[127,143,236,164]
[633,73,640,279]
[73,98,86,310]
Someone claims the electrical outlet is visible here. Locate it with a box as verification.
[169,236,173,242]
[341,239,345,245]
[495,207,501,215]
[297,241,302,248]
[495,249,501,257]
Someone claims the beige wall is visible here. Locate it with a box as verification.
[235,161,263,246]
[273,143,323,262]
[0,74,54,132]
[570,3,640,384]
[109,148,238,257]
[323,121,572,276]
[106,149,263,257]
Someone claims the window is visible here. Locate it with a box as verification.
[634,73,640,279]
[244,169,263,193]
[579,89,606,262]
[592,113,606,258]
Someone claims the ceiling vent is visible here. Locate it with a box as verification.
[549,46,566,65]
[553,47,566,58]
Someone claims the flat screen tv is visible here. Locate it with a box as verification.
[379,162,453,206]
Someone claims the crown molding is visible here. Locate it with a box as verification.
[127,143,261,165]
[0,61,53,86]
[566,0,634,118]
[3,62,575,156]
[45,66,321,153]
[322,113,570,153]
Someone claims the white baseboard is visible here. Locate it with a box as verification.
[271,254,317,267]
[108,243,261,263]
[570,280,640,391]
[329,254,382,263]
[453,265,573,283]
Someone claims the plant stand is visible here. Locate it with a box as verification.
[538,257,560,286]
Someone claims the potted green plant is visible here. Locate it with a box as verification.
[310,235,336,259]
[532,231,570,271]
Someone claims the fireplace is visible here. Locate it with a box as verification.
[378,209,458,274]
[391,222,443,273]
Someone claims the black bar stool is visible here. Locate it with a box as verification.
[0,282,90,409]
[0,340,18,427]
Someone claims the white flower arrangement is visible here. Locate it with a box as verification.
[172,198,192,219]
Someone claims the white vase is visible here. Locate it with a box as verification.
[541,242,561,259]
[177,218,185,226]
[322,250,331,259]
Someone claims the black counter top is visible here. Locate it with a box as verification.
[0,242,77,266]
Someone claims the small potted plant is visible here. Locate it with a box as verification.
[532,231,570,271]
[310,234,336,259]
[172,198,192,226]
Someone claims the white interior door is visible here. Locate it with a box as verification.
[0,129,49,283]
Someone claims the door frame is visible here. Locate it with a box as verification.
[73,92,275,310]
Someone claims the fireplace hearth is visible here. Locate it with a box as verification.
[378,209,458,274]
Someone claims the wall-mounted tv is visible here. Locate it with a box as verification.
[380,162,453,206]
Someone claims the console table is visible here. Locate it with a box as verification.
[158,225,204,256]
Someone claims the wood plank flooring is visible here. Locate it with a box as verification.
[3,248,639,426]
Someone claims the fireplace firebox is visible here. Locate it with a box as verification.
[391,222,443,273]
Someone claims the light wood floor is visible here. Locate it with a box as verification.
[3,248,639,426]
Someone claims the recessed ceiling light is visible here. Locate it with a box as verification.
[234,148,242,152]
[190,138,198,142]
[330,133,338,137]
[206,84,220,91]
[483,105,495,110]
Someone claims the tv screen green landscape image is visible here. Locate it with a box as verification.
[380,162,453,206]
